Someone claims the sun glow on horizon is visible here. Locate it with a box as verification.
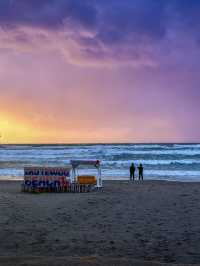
[0,113,41,143]
[0,113,117,144]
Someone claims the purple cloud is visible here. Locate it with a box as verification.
[0,0,200,66]
[0,0,97,29]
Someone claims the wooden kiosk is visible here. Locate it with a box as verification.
[70,160,103,189]
[22,160,102,193]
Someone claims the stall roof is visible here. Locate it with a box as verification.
[70,160,100,168]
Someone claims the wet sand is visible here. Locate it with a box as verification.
[0,180,200,265]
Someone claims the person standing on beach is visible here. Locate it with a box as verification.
[130,163,135,181]
[138,163,143,180]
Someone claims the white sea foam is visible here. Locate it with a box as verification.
[106,149,200,156]
[103,159,200,166]
[0,144,200,181]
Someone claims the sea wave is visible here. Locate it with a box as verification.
[0,144,200,181]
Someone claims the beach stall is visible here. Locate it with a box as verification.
[70,160,103,189]
[22,161,102,193]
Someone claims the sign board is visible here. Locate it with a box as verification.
[24,167,71,188]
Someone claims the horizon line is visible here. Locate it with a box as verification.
[1,142,200,145]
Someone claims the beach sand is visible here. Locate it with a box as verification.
[0,180,200,265]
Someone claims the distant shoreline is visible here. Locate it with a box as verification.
[1,142,200,145]
[1,178,200,183]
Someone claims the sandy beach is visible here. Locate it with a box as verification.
[0,180,200,265]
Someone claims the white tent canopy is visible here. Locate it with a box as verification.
[70,160,102,188]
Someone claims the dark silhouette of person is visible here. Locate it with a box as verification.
[138,163,143,180]
[130,163,135,181]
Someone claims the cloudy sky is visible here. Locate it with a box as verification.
[0,0,200,143]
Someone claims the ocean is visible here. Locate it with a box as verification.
[0,144,200,181]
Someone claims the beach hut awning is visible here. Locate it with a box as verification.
[70,160,100,168]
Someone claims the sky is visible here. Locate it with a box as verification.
[0,0,200,143]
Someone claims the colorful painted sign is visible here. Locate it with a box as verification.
[24,167,71,188]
